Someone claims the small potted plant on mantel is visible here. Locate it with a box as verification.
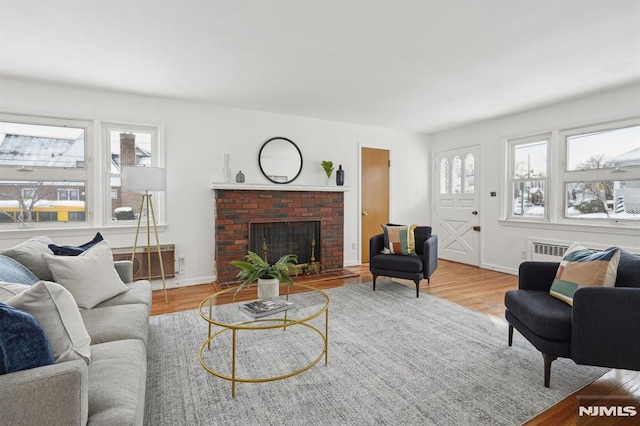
[321,160,334,185]
[230,251,299,300]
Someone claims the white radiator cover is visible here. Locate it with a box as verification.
[527,238,638,261]
[529,240,569,261]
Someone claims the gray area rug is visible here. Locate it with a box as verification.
[144,281,606,425]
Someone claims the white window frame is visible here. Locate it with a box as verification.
[0,113,166,232]
[559,117,640,224]
[0,113,92,229]
[506,133,551,221]
[101,122,166,226]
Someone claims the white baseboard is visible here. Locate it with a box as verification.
[149,275,215,290]
[480,263,518,276]
[343,260,361,267]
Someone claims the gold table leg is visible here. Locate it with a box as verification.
[207,300,212,350]
[231,328,237,398]
[325,309,329,365]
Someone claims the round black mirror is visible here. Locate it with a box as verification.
[258,137,303,184]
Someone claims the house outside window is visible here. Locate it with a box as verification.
[561,119,640,222]
[0,115,88,225]
[507,134,550,220]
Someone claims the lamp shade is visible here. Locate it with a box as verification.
[122,166,166,192]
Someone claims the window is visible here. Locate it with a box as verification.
[561,119,640,222]
[464,153,475,194]
[58,188,80,201]
[452,156,461,194]
[0,116,89,225]
[439,158,449,194]
[0,114,165,229]
[439,153,475,195]
[103,123,163,223]
[21,188,37,199]
[507,134,550,219]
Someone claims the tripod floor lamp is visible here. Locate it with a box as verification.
[122,166,168,303]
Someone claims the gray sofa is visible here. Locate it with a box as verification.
[0,260,151,426]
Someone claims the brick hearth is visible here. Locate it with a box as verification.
[214,189,344,285]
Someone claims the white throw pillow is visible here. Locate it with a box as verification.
[0,236,54,281]
[7,281,91,364]
[0,282,30,303]
[42,240,129,309]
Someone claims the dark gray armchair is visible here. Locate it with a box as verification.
[504,250,640,387]
[369,226,438,297]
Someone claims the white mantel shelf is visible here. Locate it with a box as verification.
[210,182,350,192]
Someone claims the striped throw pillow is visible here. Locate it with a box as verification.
[381,224,417,255]
[549,243,620,306]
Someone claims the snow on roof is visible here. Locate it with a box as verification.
[0,134,84,168]
[0,199,85,208]
[608,147,640,167]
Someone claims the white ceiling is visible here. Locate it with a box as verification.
[1,0,639,134]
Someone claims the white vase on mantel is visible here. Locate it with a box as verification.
[222,153,232,183]
[325,176,333,186]
[257,278,279,300]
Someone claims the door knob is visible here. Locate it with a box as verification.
[472,211,478,215]
[362,210,368,216]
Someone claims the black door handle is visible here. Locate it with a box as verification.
[472,211,478,215]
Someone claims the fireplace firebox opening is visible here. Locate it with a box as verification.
[249,220,322,275]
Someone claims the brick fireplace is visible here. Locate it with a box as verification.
[213,186,345,285]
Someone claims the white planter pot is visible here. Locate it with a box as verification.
[257,278,279,300]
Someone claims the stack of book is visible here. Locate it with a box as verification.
[239,298,294,318]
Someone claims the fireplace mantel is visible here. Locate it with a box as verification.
[210,182,349,192]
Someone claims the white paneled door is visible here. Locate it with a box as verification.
[433,146,481,266]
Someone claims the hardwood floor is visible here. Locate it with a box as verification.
[150,260,640,425]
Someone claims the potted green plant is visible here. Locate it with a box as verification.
[321,160,334,185]
[230,251,299,299]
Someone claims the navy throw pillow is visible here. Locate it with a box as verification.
[48,232,104,256]
[0,255,39,285]
[0,303,55,375]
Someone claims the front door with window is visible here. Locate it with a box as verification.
[433,146,480,266]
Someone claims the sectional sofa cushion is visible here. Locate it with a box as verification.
[0,236,54,281]
[48,232,104,256]
[81,303,150,347]
[88,339,147,425]
[42,241,129,309]
[549,243,620,305]
[0,302,55,375]
[7,281,91,364]
[93,280,152,308]
[0,255,39,285]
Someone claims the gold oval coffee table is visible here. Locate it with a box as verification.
[198,284,330,397]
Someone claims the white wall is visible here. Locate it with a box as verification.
[0,77,430,288]
[430,83,640,274]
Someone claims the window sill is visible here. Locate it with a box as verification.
[498,218,640,236]
[0,223,168,240]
